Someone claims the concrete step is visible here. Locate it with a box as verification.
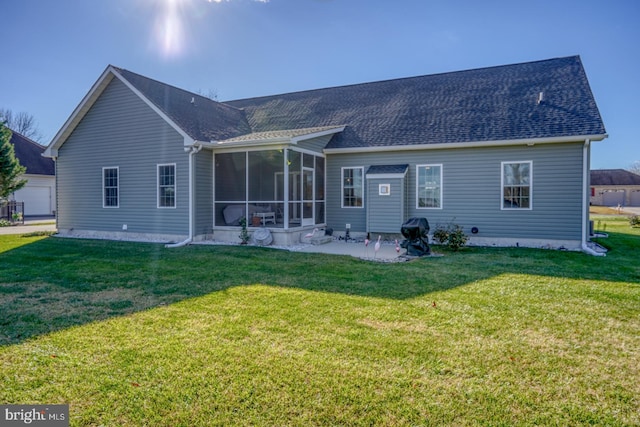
[310,235,333,245]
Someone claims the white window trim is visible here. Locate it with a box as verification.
[102,166,119,209]
[157,163,177,209]
[416,164,443,209]
[341,166,364,208]
[501,160,533,210]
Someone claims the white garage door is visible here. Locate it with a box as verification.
[631,191,640,207]
[602,191,625,206]
[14,186,52,216]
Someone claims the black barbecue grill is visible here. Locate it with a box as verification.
[400,217,431,256]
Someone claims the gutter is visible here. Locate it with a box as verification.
[165,143,203,248]
[323,133,608,154]
[580,139,605,256]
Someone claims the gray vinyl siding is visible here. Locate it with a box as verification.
[57,78,190,236]
[194,150,213,236]
[297,135,332,153]
[326,164,367,232]
[366,178,405,233]
[326,142,585,240]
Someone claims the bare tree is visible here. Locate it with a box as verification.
[0,108,43,143]
[628,160,640,175]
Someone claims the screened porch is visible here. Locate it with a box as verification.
[214,149,325,229]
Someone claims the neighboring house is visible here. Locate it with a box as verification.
[590,169,640,206]
[44,56,607,252]
[9,131,56,216]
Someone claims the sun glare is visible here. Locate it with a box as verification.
[149,0,268,59]
[154,0,187,59]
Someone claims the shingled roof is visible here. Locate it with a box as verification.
[47,56,607,156]
[366,164,409,175]
[591,169,640,186]
[10,131,54,176]
[225,56,606,150]
[115,68,251,142]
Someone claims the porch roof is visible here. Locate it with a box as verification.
[211,125,345,147]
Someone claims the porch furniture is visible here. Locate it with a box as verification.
[223,204,274,226]
[253,211,276,226]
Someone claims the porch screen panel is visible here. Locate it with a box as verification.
[303,153,314,168]
[215,152,246,227]
[315,202,325,223]
[288,150,302,224]
[249,150,283,201]
[315,157,325,201]
[288,151,301,201]
[215,152,246,200]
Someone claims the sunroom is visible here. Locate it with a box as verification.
[210,126,343,244]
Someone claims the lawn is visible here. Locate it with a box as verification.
[1,218,638,426]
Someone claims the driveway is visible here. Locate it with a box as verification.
[0,218,56,235]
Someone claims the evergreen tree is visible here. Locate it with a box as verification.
[0,122,27,201]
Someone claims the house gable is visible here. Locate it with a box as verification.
[55,76,190,238]
[45,65,253,158]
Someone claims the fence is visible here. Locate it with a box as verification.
[0,201,25,224]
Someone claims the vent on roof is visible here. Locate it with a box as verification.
[537,92,544,105]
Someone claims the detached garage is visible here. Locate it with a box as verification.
[590,169,640,207]
[10,131,56,216]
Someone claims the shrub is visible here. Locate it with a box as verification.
[447,224,469,251]
[432,225,449,245]
[238,217,250,244]
[0,219,11,227]
[630,215,640,228]
[433,222,469,251]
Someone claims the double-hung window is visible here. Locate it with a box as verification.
[416,164,442,209]
[342,167,364,208]
[103,167,119,208]
[502,161,532,209]
[158,164,176,208]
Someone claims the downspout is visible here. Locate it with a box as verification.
[581,139,605,256]
[165,143,203,248]
[52,156,58,229]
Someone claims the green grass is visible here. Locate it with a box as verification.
[1,218,639,426]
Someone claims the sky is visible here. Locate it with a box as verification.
[1,0,638,169]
